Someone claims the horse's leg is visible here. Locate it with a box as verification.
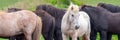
[118,34,120,40]
[107,32,112,40]
[69,36,72,40]
[69,36,79,40]
[77,37,80,40]
[72,35,77,40]
[24,28,32,40]
[24,33,32,40]
[83,32,90,40]
[100,31,107,40]
[62,33,67,40]
[82,34,86,40]
[42,32,48,40]
[16,34,25,40]
[9,36,16,40]
[53,26,62,40]
[90,29,97,40]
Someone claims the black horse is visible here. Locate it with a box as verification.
[80,5,120,40]
[36,5,66,40]
[97,3,120,13]
[97,3,120,40]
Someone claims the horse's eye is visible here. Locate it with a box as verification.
[71,15,74,17]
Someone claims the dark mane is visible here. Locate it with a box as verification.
[97,3,120,13]
[81,5,111,14]
[7,8,22,12]
[34,10,54,18]
[36,4,66,18]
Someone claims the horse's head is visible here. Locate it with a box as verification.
[66,3,81,30]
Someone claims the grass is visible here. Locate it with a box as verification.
[0,0,119,40]
[0,0,20,10]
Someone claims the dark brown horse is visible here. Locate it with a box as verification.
[36,5,66,40]
[34,10,55,40]
[80,5,120,40]
[97,3,120,13]
[97,3,120,40]
[0,10,42,40]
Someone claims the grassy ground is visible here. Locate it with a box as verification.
[0,0,119,40]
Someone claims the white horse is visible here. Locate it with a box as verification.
[61,3,91,40]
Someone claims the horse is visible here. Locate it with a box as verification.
[8,8,56,40]
[97,3,120,13]
[97,3,120,40]
[80,5,120,40]
[7,8,25,40]
[61,3,91,40]
[34,10,55,40]
[36,4,66,40]
[0,10,42,40]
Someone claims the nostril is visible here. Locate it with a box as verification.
[75,26,79,30]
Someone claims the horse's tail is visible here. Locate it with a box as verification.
[48,18,55,40]
[32,16,42,40]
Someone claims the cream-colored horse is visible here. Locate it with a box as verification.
[0,10,42,40]
[61,3,91,40]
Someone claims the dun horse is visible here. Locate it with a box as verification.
[7,8,56,40]
[0,10,42,40]
[61,3,91,40]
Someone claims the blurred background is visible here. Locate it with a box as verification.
[0,0,119,40]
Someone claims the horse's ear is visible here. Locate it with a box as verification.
[71,6,73,10]
[97,3,104,6]
[70,2,74,6]
[81,5,88,9]
[70,2,74,10]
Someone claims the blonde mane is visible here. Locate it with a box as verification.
[66,2,80,14]
[0,10,6,15]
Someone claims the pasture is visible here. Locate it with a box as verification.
[0,0,119,40]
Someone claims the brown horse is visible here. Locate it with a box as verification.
[0,10,42,40]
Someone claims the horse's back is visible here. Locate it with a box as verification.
[0,10,37,37]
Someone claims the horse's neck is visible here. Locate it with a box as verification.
[47,9,65,18]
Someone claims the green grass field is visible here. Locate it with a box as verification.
[0,0,119,40]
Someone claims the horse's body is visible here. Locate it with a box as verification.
[36,4,66,40]
[97,3,120,13]
[35,10,55,40]
[61,3,91,40]
[7,8,56,40]
[0,10,42,40]
[80,5,120,40]
[97,3,120,40]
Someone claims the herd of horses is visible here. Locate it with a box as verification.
[0,2,120,40]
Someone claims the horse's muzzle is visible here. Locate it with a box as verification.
[75,26,79,30]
